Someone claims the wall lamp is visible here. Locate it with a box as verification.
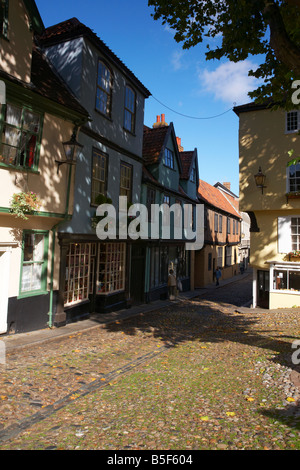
[254,166,266,194]
[55,128,83,174]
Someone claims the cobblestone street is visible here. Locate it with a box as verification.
[0,272,300,451]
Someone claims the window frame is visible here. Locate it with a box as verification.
[91,148,108,206]
[0,0,9,39]
[214,213,218,233]
[95,59,113,118]
[218,215,223,233]
[164,148,174,169]
[0,103,43,171]
[286,111,300,134]
[225,245,232,266]
[123,85,136,133]
[120,161,133,201]
[19,230,49,298]
[227,217,231,234]
[96,242,126,294]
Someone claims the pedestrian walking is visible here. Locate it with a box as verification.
[168,269,177,300]
[215,267,222,286]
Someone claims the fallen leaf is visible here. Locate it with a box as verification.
[200,416,209,421]
[226,412,236,417]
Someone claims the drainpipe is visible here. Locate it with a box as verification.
[48,163,73,328]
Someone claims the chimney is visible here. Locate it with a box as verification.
[223,182,231,191]
[176,137,184,152]
[152,114,168,128]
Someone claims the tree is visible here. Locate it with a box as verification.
[148,0,300,109]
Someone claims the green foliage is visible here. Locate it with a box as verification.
[148,0,300,108]
[9,191,41,220]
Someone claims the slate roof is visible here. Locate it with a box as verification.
[0,44,89,120]
[198,179,240,218]
[31,45,90,118]
[38,18,151,98]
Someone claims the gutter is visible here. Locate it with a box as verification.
[48,163,73,328]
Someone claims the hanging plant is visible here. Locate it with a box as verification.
[10,191,41,220]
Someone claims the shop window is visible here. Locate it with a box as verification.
[97,242,126,294]
[64,243,96,306]
[273,269,300,291]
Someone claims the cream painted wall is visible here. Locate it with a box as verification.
[270,292,300,309]
[0,0,33,83]
[0,216,60,298]
[0,114,76,215]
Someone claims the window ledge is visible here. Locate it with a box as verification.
[286,192,300,203]
[0,163,40,174]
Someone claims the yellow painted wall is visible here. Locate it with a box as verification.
[239,108,300,213]
[0,0,33,83]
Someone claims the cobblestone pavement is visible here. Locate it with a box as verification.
[0,273,300,450]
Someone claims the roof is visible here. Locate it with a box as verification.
[233,98,278,116]
[31,45,90,119]
[198,179,240,218]
[142,125,169,165]
[0,44,89,121]
[179,150,197,180]
[38,18,151,98]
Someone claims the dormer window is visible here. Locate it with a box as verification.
[190,166,196,183]
[164,148,174,169]
[0,0,9,39]
[96,60,112,117]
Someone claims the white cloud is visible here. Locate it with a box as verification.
[199,60,261,105]
[171,50,186,71]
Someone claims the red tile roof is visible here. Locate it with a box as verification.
[198,179,240,218]
[142,125,169,165]
[179,151,194,179]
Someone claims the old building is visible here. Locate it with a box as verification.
[234,101,300,309]
[0,1,89,334]
[39,17,151,323]
[195,179,241,288]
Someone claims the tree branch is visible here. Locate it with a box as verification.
[264,1,300,76]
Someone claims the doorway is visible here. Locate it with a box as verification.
[130,244,146,305]
[257,269,269,309]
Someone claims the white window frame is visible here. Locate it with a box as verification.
[286,111,300,134]
[269,262,300,295]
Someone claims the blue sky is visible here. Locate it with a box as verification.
[36,0,264,196]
